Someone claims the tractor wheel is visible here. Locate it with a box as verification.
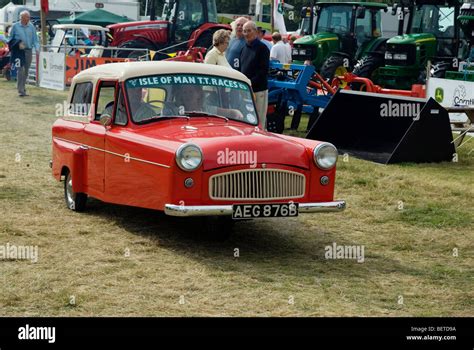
[117,40,155,60]
[351,54,384,91]
[320,55,351,86]
[431,62,450,78]
[418,62,450,84]
[193,30,214,52]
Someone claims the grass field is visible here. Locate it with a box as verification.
[0,80,473,317]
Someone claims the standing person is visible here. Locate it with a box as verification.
[270,32,292,64]
[282,37,293,62]
[9,11,40,97]
[257,27,273,51]
[204,29,231,68]
[240,21,270,130]
[226,17,249,70]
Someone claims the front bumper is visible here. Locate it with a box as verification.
[164,201,346,217]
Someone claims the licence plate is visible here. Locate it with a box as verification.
[232,203,299,220]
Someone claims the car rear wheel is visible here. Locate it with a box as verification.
[64,171,87,212]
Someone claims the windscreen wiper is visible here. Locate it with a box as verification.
[137,115,190,124]
[183,111,229,122]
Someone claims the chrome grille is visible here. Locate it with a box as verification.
[209,169,306,201]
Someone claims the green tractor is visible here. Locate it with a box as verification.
[292,1,390,82]
[359,0,466,90]
[445,1,474,81]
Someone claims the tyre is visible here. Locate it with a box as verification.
[193,30,213,52]
[351,54,384,90]
[417,62,450,84]
[320,55,351,84]
[203,216,235,241]
[64,171,87,212]
[117,40,155,60]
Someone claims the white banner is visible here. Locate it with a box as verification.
[427,77,474,123]
[39,52,65,91]
[273,0,287,34]
[427,77,474,108]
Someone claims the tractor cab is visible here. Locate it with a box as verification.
[162,0,219,44]
[410,2,460,57]
[297,5,317,36]
[292,1,388,78]
[108,0,226,58]
[444,2,474,81]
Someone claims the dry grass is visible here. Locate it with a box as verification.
[0,79,473,317]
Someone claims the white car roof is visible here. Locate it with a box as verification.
[73,61,252,86]
[53,24,109,32]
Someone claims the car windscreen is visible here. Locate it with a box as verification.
[125,74,258,125]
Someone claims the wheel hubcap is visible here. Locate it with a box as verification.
[335,66,348,88]
[66,175,76,209]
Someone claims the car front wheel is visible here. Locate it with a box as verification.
[204,216,235,241]
[64,171,87,212]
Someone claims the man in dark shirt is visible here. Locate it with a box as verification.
[239,21,269,130]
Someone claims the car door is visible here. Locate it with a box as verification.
[104,83,169,210]
[83,80,117,195]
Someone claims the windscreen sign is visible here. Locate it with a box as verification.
[127,75,249,91]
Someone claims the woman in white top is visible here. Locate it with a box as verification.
[204,29,231,68]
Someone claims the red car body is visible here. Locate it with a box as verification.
[52,62,345,219]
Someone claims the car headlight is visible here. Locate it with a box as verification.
[176,143,203,171]
[299,49,307,56]
[393,53,408,60]
[385,52,393,60]
[313,143,338,170]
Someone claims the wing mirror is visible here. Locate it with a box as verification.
[100,113,113,127]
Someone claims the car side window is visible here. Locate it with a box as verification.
[69,82,93,116]
[95,81,117,121]
[114,88,128,126]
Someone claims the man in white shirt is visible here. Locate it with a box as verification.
[270,32,292,64]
